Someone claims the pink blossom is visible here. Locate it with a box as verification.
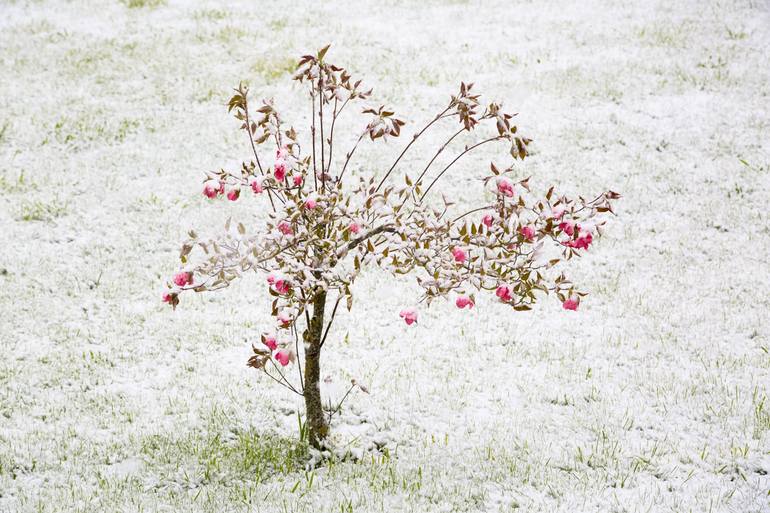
[550,206,566,219]
[399,308,418,325]
[277,221,293,236]
[202,180,220,199]
[276,145,289,159]
[455,295,474,309]
[451,247,467,264]
[274,278,290,295]
[495,285,512,302]
[519,225,536,240]
[304,198,317,209]
[564,231,593,250]
[559,221,575,236]
[226,189,240,201]
[218,181,225,195]
[173,272,192,287]
[348,222,361,234]
[274,350,291,366]
[496,177,515,197]
[277,311,292,328]
[263,334,278,351]
[162,292,174,303]
[274,160,287,182]
[482,214,494,227]
[266,273,276,285]
[293,174,304,187]
[562,298,579,311]
[575,232,593,250]
[249,177,263,194]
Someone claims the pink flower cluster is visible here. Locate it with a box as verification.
[261,333,294,366]
[565,232,593,250]
[519,225,535,240]
[267,273,291,295]
[202,179,225,199]
[560,221,594,250]
[277,221,293,236]
[455,295,474,309]
[399,308,418,325]
[451,247,467,264]
[496,177,515,197]
[274,146,289,182]
[249,177,264,194]
[495,285,513,302]
[173,272,193,287]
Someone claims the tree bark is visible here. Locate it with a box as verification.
[304,290,329,447]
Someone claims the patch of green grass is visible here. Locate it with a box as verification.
[192,8,229,21]
[18,198,68,222]
[121,0,166,8]
[752,390,770,439]
[251,56,297,83]
[0,169,36,194]
[193,87,219,104]
[725,26,748,40]
[141,426,308,487]
[50,115,141,147]
[212,25,249,44]
[268,18,288,31]
[637,22,692,48]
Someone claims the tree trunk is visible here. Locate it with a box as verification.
[304,290,329,447]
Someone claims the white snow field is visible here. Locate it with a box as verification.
[1,0,769,511]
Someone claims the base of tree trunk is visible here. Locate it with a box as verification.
[304,290,329,448]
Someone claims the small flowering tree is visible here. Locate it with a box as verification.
[164,46,619,447]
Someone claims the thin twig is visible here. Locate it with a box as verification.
[311,90,318,191]
[327,383,357,422]
[419,136,506,202]
[451,205,496,223]
[267,358,303,396]
[338,130,367,182]
[374,108,452,192]
[262,366,303,396]
[327,96,349,175]
[336,224,396,258]
[319,77,326,192]
[413,127,466,188]
[242,94,277,212]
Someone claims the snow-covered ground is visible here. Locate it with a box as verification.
[1,0,769,511]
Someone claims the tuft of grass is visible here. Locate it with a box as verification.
[0,170,37,194]
[726,26,748,40]
[141,427,308,487]
[637,22,692,48]
[268,18,288,32]
[192,8,229,21]
[50,115,141,147]
[121,0,166,8]
[251,56,297,83]
[752,390,770,439]
[18,198,68,222]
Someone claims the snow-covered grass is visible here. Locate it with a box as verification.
[1,0,769,511]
